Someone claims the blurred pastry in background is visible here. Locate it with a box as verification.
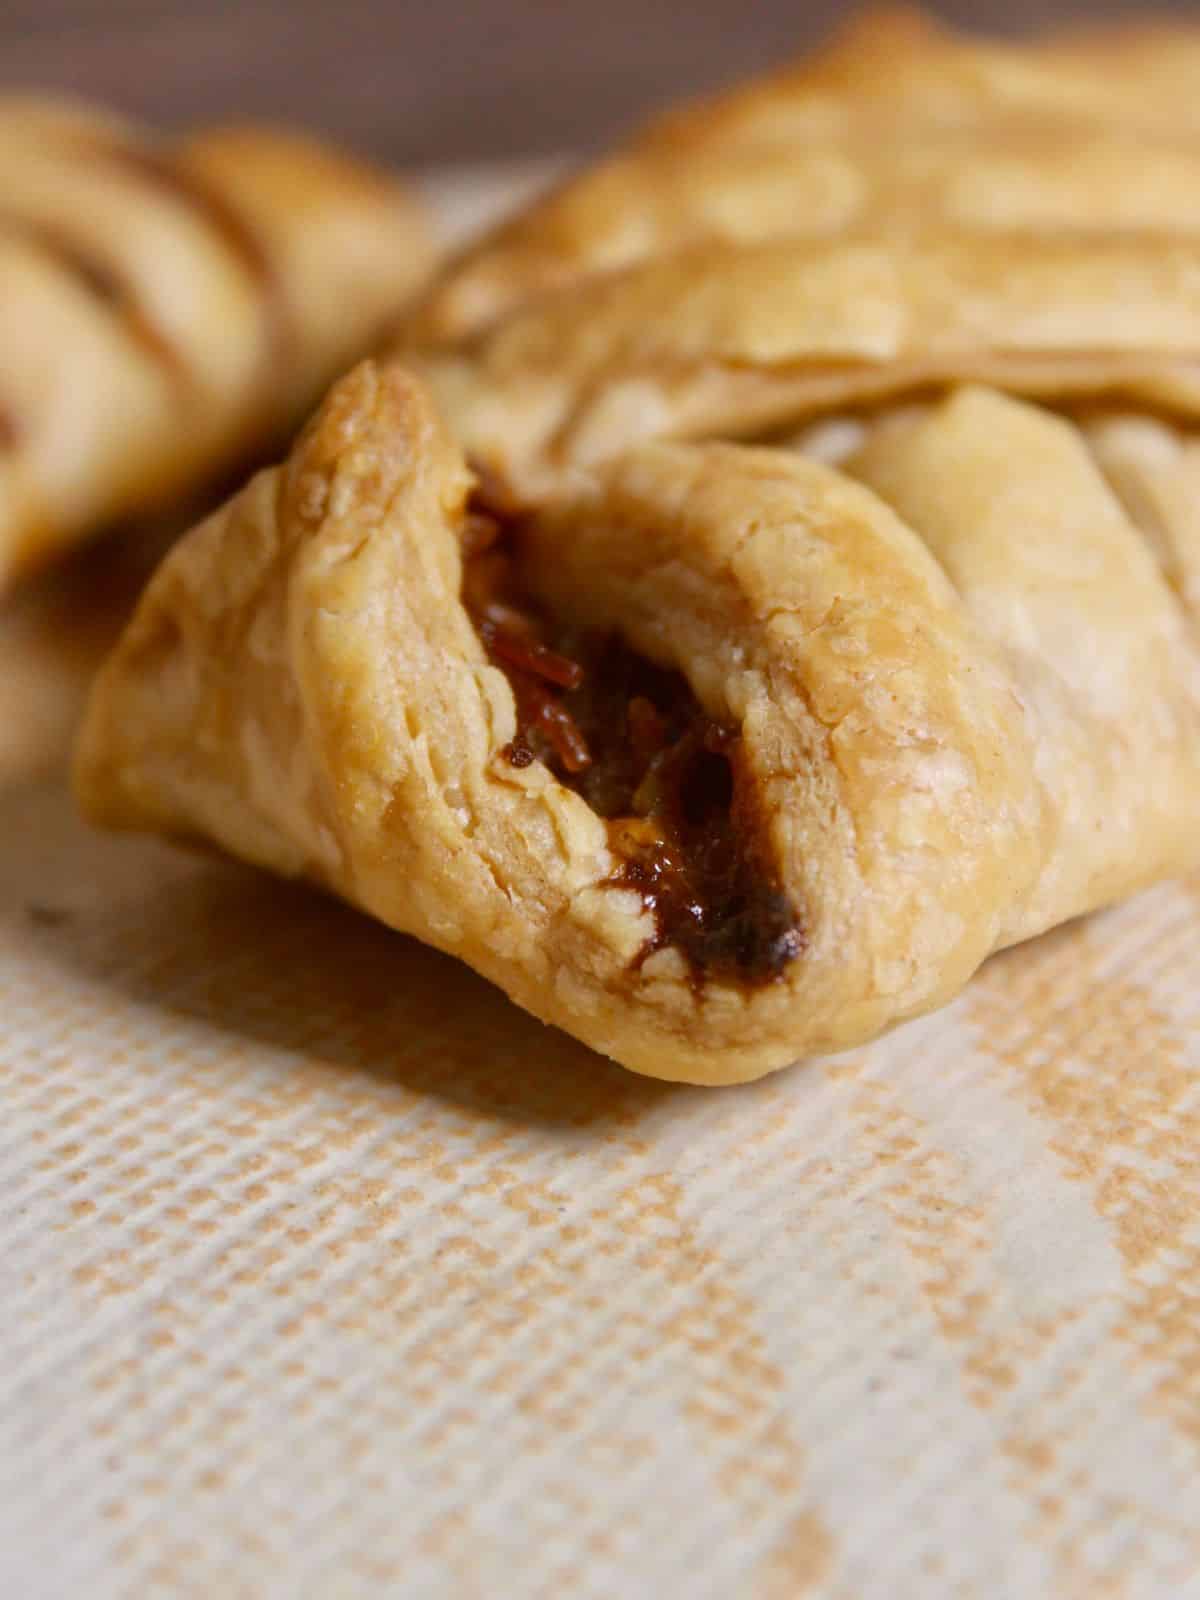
[0,95,436,593]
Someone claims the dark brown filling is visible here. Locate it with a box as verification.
[462,500,804,987]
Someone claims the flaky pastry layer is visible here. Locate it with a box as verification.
[75,364,1200,1082]
[406,233,1200,499]
[397,10,1200,502]
[405,9,1200,346]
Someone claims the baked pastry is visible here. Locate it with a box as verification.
[404,9,1200,348]
[401,231,1200,501]
[73,15,1200,1082]
[0,96,434,591]
[74,363,1200,1084]
[397,10,1200,501]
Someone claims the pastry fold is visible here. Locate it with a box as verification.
[74,364,1200,1083]
[405,9,1200,346]
[0,97,434,590]
[397,10,1200,502]
[403,233,1200,500]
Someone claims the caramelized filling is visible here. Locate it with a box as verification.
[462,498,804,986]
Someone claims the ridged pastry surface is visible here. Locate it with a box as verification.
[0,97,435,589]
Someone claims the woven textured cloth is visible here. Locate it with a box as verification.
[1,169,1199,1600]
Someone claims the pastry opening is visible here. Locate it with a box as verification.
[461,492,804,987]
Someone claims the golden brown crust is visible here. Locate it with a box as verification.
[71,16,1200,1082]
[1084,412,1200,632]
[405,233,1200,500]
[403,8,1200,348]
[396,8,1200,506]
[74,366,1200,1083]
[0,97,436,591]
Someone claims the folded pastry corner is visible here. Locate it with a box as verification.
[74,364,1200,1082]
[0,98,436,591]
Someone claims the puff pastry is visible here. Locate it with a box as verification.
[398,10,1200,500]
[0,96,434,590]
[403,231,1200,500]
[74,364,1200,1084]
[74,16,1200,1082]
[405,9,1200,346]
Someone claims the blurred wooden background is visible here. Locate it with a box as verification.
[1,0,1188,166]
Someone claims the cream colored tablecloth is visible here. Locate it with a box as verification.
[1,169,1199,1600]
